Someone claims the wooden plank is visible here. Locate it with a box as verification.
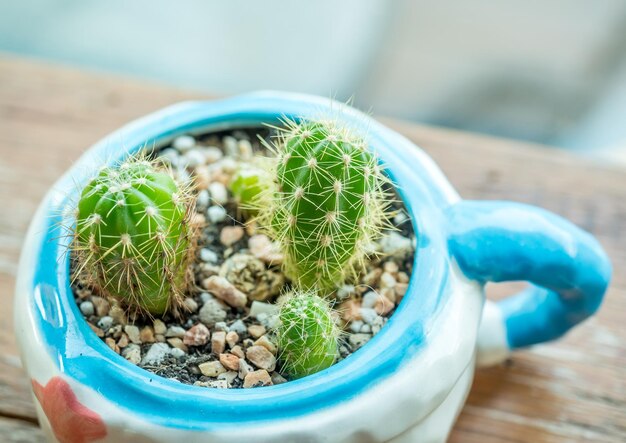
[0,416,45,443]
[1,55,624,441]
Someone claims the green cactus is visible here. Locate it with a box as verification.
[73,155,194,315]
[261,119,388,291]
[229,161,272,216]
[276,291,340,378]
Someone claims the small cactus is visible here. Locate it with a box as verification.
[276,291,340,378]
[261,119,389,291]
[73,155,194,315]
[229,161,272,216]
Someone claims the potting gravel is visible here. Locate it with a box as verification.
[72,127,416,389]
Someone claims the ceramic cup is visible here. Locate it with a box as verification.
[15,92,612,443]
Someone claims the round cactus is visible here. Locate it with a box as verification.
[229,161,272,216]
[73,156,194,315]
[261,119,389,291]
[276,291,340,378]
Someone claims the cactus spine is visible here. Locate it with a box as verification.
[74,156,194,315]
[276,291,340,378]
[262,119,388,291]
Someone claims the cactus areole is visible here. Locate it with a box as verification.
[267,119,388,292]
[75,157,193,315]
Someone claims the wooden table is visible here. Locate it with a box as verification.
[0,55,624,443]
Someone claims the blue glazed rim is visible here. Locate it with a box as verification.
[30,91,459,430]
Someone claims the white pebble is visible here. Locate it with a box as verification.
[165,326,186,338]
[97,316,113,330]
[360,308,379,325]
[159,148,179,167]
[200,248,219,263]
[360,324,372,333]
[122,344,141,364]
[394,212,408,225]
[196,190,210,208]
[238,139,253,160]
[170,348,186,359]
[207,205,227,223]
[141,343,170,365]
[204,147,223,163]
[223,136,238,157]
[250,301,279,319]
[218,371,238,385]
[208,182,228,205]
[229,320,247,335]
[379,232,413,258]
[350,320,364,333]
[362,291,379,309]
[349,333,371,349]
[173,135,196,153]
[336,285,355,300]
[80,301,95,316]
[182,150,205,169]
[214,321,229,332]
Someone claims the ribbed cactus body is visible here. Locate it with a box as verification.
[276,291,339,378]
[75,157,192,315]
[269,120,386,291]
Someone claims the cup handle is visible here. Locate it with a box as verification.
[445,201,612,366]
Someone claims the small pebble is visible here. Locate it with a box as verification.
[350,320,364,333]
[97,316,113,331]
[383,261,399,275]
[379,232,413,258]
[207,205,227,223]
[339,299,362,322]
[117,333,129,348]
[362,269,382,287]
[219,226,244,247]
[248,235,283,264]
[122,344,141,364]
[204,147,223,164]
[140,326,155,343]
[214,321,229,332]
[360,308,379,325]
[212,331,227,354]
[336,285,355,300]
[254,335,277,354]
[196,189,210,208]
[159,148,179,167]
[247,324,266,339]
[349,333,371,350]
[153,319,166,335]
[200,248,219,263]
[91,297,110,317]
[218,371,238,385]
[208,182,228,205]
[243,370,273,388]
[183,323,211,347]
[181,150,204,169]
[199,298,228,326]
[393,212,408,225]
[229,320,247,335]
[79,301,95,316]
[222,136,238,157]
[141,343,170,366]
[226,331,240,348]
[183,297,199,313]
[219,353,240,371]
[231,346,245,359]
[397,272,410,284]
[238,358,254,379]
[124,325,141,344]
[170,348,186,359]
[167,337,188,353]
[246,346,276,371]
[202,275,247,308]
[360,324,372,333]
[198,361,226,377]
[380,272,397,289]
[249,301,279,319]
[238,139,253,159]
[105,337,119,353]
[362,291,379,309]
[165,326,186,338]
[173,135,195,152]
[271,372,288,385]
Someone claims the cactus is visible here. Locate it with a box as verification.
[276,291,340,378]
[73,155,194,315]
[261,119,389,291]
[229,161,272,216]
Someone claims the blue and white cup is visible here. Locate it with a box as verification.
[15,92,612,443]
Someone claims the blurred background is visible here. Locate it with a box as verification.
[1,0,626,164]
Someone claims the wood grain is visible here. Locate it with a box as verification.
[1,54,624,442]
